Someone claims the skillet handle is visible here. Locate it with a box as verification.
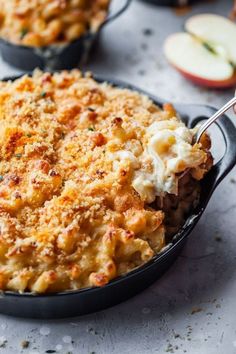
[209,114,236,189]
[190,113,236,191]
[101,0,132,27]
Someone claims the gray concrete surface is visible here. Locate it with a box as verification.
[0,0,235,353]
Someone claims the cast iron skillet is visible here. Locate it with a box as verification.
[0,75,236,319]
[141,0,192,6]
[0,0,131,71]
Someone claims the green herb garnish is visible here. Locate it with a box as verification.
[15,153,22,158]
[20,28,28,39]
[0,176,3,182]
[41,91,47,98]
[88,127,94,131]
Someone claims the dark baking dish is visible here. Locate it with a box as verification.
[0,75,235,319]
[0,0,131,71]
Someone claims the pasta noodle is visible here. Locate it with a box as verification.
[0,70,212,293]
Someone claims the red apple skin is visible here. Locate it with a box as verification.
[170,63,236,89]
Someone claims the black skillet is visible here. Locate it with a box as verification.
[0,0,132,71]
[141,0,192,6]
[0,75,235,319]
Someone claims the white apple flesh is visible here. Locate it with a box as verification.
[164,33,236,88]
[185,14,236,66]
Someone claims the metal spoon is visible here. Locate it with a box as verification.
[195,96,236,143]
[179,96,236,179]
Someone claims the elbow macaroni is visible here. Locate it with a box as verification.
[0,70,212,293]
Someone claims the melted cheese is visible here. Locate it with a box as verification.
[132,120,206,202]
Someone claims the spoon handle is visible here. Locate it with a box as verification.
[196,96,236,143]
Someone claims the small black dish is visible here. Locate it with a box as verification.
[0,0,132,71]
[0,75,236,319]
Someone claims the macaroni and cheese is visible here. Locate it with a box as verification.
[0,70,212,293]
[0,0,110,47]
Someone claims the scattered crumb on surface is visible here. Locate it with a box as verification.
[230,178,236,184]
[21,340,30,349]
[191,308,203,315]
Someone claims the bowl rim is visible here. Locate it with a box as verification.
[0,74,233,298]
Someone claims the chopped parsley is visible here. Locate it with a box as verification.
[15,153,22,158]
[88,127,94,131]
[41,91,47,98]
[0,176,3,182]
[20,28,28,39]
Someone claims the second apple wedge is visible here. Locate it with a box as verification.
[164,32,236,88]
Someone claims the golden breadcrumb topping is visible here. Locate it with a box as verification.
[0,0,110,47]
[0,70,211,293]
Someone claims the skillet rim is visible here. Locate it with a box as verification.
[0,73,234,298]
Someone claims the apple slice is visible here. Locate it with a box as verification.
[164,33,236,88]
[185,14,236,67]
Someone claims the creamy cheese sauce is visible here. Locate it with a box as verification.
[110,119,205,203]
